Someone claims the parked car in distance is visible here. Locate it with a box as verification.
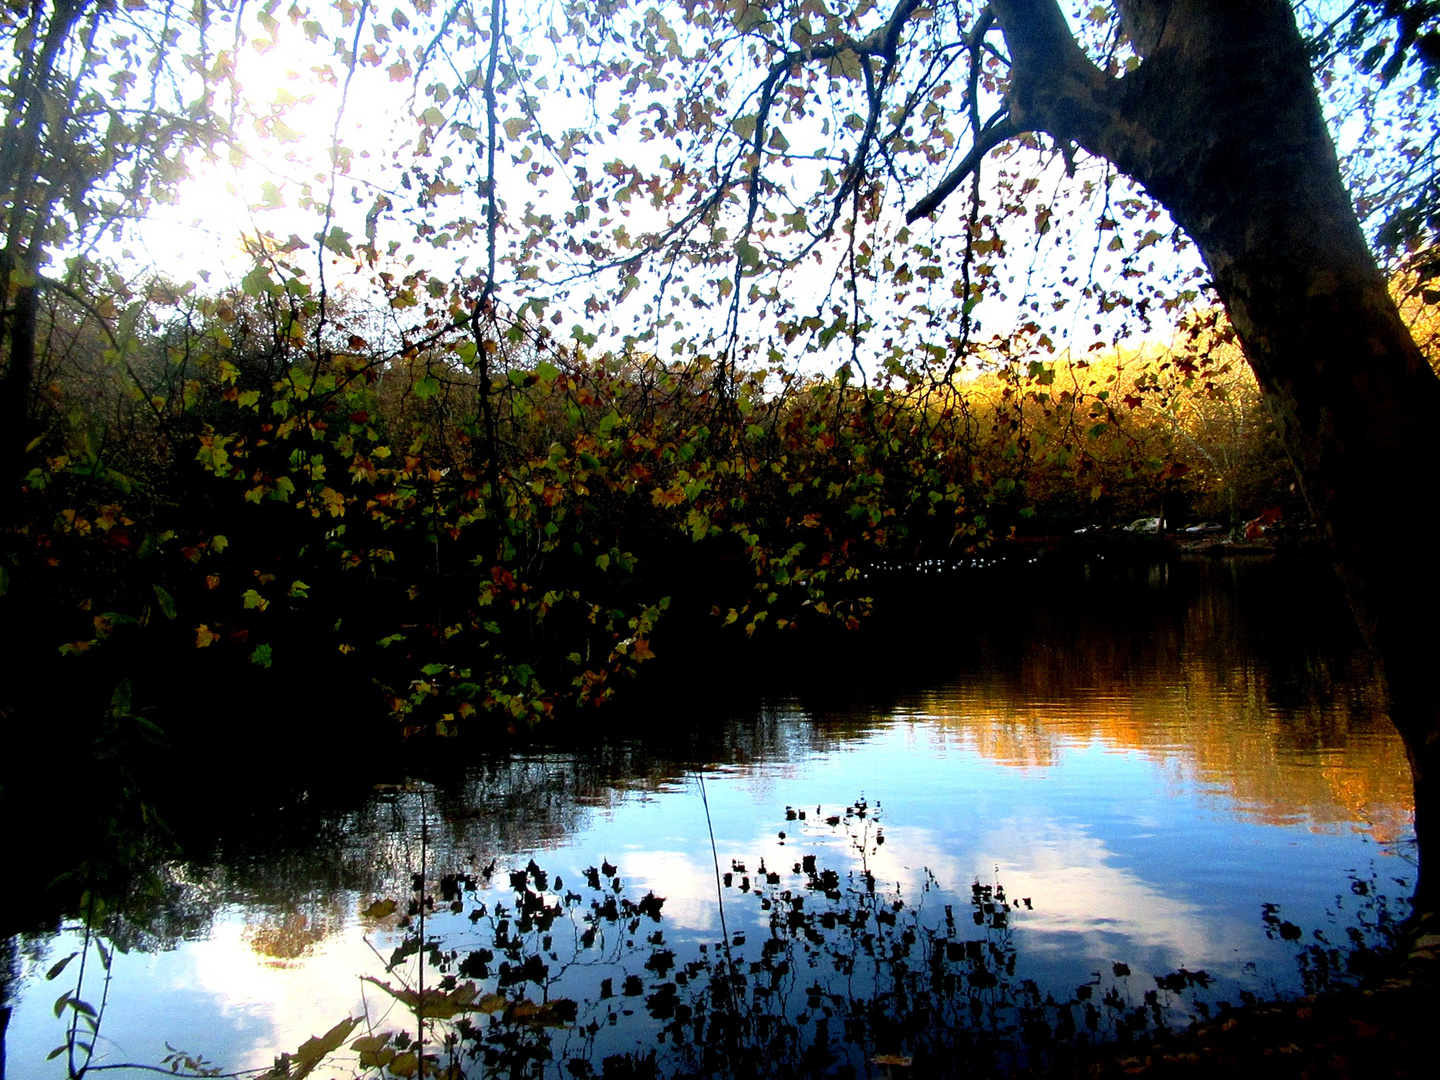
[1184,521,1226,534]
[1123,517,1162,533]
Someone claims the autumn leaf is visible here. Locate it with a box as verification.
[827,49,864,80]
[322,226,354,258]
[359,977,501,1020]
[361,898,397,919]
[256,1018,359,1080]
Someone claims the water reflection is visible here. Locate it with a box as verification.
[4,558,1417,1077]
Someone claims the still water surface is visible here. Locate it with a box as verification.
[6,558,1416,1077]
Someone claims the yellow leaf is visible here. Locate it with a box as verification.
[361,898,397,919]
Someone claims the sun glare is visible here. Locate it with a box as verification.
[144,12,410,282]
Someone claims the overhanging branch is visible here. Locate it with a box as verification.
[905,113,1021,222]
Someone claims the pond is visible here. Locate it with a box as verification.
[2,556,1416,1079]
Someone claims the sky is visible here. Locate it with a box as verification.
[123,0,1216,375]
[109,0,1426,380]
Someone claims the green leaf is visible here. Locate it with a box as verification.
[109,680,132,717]
[322,227,354,258]
[196,434,231,473]
[45,953,78,981]
[152,585,176,620]
[732,1,767,32]
[414,375,441,400]
[250,643,274,668]
[826,49,864,80]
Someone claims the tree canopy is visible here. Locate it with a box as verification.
[4,0,1439,762]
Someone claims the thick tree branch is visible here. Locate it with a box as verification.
[990,0,1130,153]
[1115,0,1177,58]
[905,113,1020,222]
[908,0,1166,221]
[855,0,931,56]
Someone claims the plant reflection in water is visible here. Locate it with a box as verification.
[37,793,1406,1080]
[237,796,1391,1080]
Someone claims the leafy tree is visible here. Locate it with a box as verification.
[1,0,232,506]
[382,0,1439,904]
[5,0,1437,941]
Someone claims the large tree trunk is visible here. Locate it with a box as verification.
[989,0,1440,912]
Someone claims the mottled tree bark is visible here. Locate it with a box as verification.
[981,0,1440,911]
